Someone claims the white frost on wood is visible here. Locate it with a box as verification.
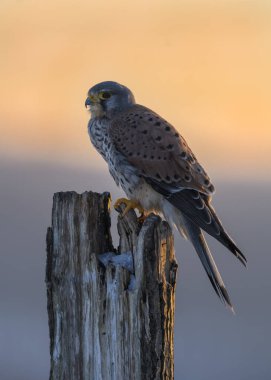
[98,251,134,272]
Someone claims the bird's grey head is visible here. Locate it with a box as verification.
[85,81,135,118]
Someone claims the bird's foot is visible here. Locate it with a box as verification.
[114,198,146,221]
[137,213,147,223]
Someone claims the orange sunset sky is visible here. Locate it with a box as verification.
[0,0,270,180]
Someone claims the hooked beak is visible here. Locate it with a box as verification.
[85,97,91,108]
[85,94,99,108]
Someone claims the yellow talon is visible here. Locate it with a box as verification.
[114,197,145,220]
[137,213,147,223]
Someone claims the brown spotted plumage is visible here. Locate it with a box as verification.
[85,81,246,311]
[109,104,214,194]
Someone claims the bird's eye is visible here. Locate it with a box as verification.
[99,91,112,100]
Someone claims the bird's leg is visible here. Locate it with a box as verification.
[114,198,146,221]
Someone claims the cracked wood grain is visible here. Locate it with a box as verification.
[46,191,178,380]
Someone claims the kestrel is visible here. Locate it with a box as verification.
[85,81,246,310]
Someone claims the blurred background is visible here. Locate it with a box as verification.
[0,0,270,379]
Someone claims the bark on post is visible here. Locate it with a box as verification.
[46,191,178,380]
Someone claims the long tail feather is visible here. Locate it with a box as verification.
[184,217,234,312]
[149,180,247,267]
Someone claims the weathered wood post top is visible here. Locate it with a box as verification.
[46,191,178,380]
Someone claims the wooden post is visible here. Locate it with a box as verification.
[46,191,178,380]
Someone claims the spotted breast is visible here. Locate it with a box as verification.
[88,117,141,198]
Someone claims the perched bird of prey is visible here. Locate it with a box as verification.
[85,81,246,310]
